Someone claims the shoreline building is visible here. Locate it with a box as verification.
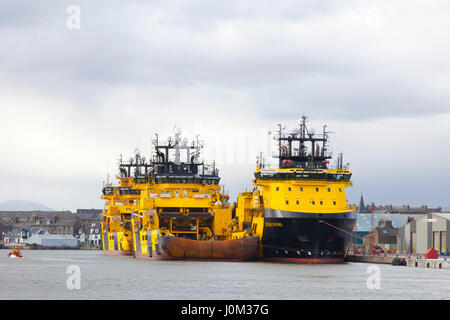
[0,211,76,235]
[362,219,398,252]
[28,234,78,248]
[353,195,445,246]
[0,209,102,247]
[397,213,449,255]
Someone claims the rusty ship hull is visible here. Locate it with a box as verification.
[134,235,259,261]
[103,250,133,256]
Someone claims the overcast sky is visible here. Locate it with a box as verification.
[1,0,450,211]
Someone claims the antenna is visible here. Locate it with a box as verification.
[277,124,282,167]
[337,152,343,170]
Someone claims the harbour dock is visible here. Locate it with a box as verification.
[346,254,450,269]
[346,254,397,265]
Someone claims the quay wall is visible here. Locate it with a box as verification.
[346,254,450,269]
[406,258,450,269]
[346,255,396,264]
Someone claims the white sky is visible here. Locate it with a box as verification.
[1,0,450,210]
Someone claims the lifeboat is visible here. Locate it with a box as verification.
[158,236,259,261]
[8,248,23,258]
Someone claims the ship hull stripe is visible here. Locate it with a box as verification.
[263,208,356,219]
[113,232,118,251]
[261,257,345,263]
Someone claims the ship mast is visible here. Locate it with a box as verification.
[150,128,219,183]
[276,116,332,169]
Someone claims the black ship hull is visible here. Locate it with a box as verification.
[259,209,356,263]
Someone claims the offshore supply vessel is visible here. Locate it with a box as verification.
[105,127,258,261]
[101,118,355,263]
[236,117,356,263]
[101,151,148,255]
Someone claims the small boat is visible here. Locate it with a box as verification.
[8,248,23,258]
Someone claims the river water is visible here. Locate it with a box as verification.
[1,249,449,300]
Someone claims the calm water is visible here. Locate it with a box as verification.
[1,249,449,300]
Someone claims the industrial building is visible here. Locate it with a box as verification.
[397,213,449,254]
[27,234,78,248]
[362,219,399,252]
[353,195,442,245]
[354,213,411,245]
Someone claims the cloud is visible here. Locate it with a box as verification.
[2,1,450,119]
[1,0,450,209]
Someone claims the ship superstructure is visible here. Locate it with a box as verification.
[236,116,356,263]
[101,150,148,255]
[129,128,257,260]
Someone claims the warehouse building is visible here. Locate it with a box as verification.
[27,234,78,248]
[397,213,449,254]
[354,213,412,245]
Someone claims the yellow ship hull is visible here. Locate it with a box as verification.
[102,227,132,256]
[103,250,133,256]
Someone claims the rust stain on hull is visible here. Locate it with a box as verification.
[103,250,132,256]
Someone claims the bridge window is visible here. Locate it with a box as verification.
[119,187,140,195]
[257,171,351,181]
[102,187,114,195]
